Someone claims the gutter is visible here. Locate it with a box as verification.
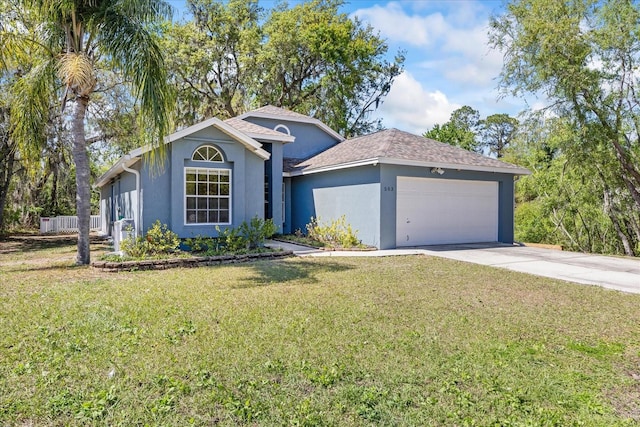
[121,155,142,237]
[285,157,531,177]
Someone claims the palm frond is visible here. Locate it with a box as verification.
[97,6,174,171]
[114,0,172,24]
[9,58,59,163]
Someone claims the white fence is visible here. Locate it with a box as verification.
[39,216,102,234]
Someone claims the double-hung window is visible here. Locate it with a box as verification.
[185,168,231,224]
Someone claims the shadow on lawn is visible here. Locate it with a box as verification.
[0,234,110,274]
[0,233,108,255]
[0,262,85,274]
[0,233,75,254]
[235,258,353,288]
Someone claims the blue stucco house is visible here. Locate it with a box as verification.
[96,105,530,249]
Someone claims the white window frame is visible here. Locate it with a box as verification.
[184,167,232,226]
[192,145,224,162]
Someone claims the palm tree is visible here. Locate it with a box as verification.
[1,0,173,264]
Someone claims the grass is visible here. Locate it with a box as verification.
[1,235,640,425]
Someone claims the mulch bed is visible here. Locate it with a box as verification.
[271,237,377,251]
[91,250,294,272]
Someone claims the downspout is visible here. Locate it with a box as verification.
[122,156,141,237]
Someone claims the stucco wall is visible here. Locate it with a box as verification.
[141,150,172,233]
[243,117,339,159]
[100,125,267,239]
[283,177,292,234]
[290,165,381,247]
[269,142,284,231]
[167,126,265,238]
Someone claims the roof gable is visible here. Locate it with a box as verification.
[239,105,344,143]
[224,117,295,143]
[290,128,530,175]
[165,117,270,159]
[96,117,270,187]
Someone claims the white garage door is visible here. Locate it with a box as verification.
[396,177,499,246]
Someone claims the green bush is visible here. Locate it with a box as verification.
[217,225,247,253]
[120,220,179,258]
[306,215,360,248]
[120,217,277,258]
[145,220,180,255]
[120,234,150,259]
[239,216,278,249]
[184,235,218,253]
[216,216,279,253]
[514,201,556,244]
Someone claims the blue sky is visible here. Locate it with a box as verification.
[169,0,533,134]
[348,0,524,133]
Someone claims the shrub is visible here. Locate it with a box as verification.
[217,225,247,253]
[239,216,278,249]
[120,217,277,258]
[184,235,218,253]
[145,220,180,255]
[120,234,150,259]
[306,215,360,248]
[120,220,179,258]
[216,216,278,253]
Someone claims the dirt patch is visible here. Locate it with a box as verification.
[605,355,640,422]
[607,383,640,421]
[522,242,563,250]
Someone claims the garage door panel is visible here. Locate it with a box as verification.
[396,177,498,246]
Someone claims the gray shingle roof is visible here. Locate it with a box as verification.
[283,157,308,173]
[249,105,315,120]
[293,128,528,174]
[224,117,288,138]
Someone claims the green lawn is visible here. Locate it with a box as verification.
[1,236,639,426]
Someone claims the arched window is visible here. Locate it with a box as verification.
[274,124,291,135]
[192,145,224,162]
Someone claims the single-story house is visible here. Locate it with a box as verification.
[95,105,530,249]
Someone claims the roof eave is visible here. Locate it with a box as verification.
[247,132,296,143]
[212,118,271,160]
[287,157,531,177]
[95,155,141,188]
[287,158,380,176]
[377,158,532,175]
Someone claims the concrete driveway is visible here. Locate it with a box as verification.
[418,243,640,294]
[266,240,640,294]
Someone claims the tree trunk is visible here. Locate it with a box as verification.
[0,146,15,232]
[71,96,91,265]
[603,188,634,256]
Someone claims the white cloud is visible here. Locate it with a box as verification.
[353,1,502,88]
[354,1,529,126]
[351,2,447,46]
[440,25,504,86]
[376,72,459,134]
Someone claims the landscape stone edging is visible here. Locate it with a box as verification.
[91,250,294,272]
